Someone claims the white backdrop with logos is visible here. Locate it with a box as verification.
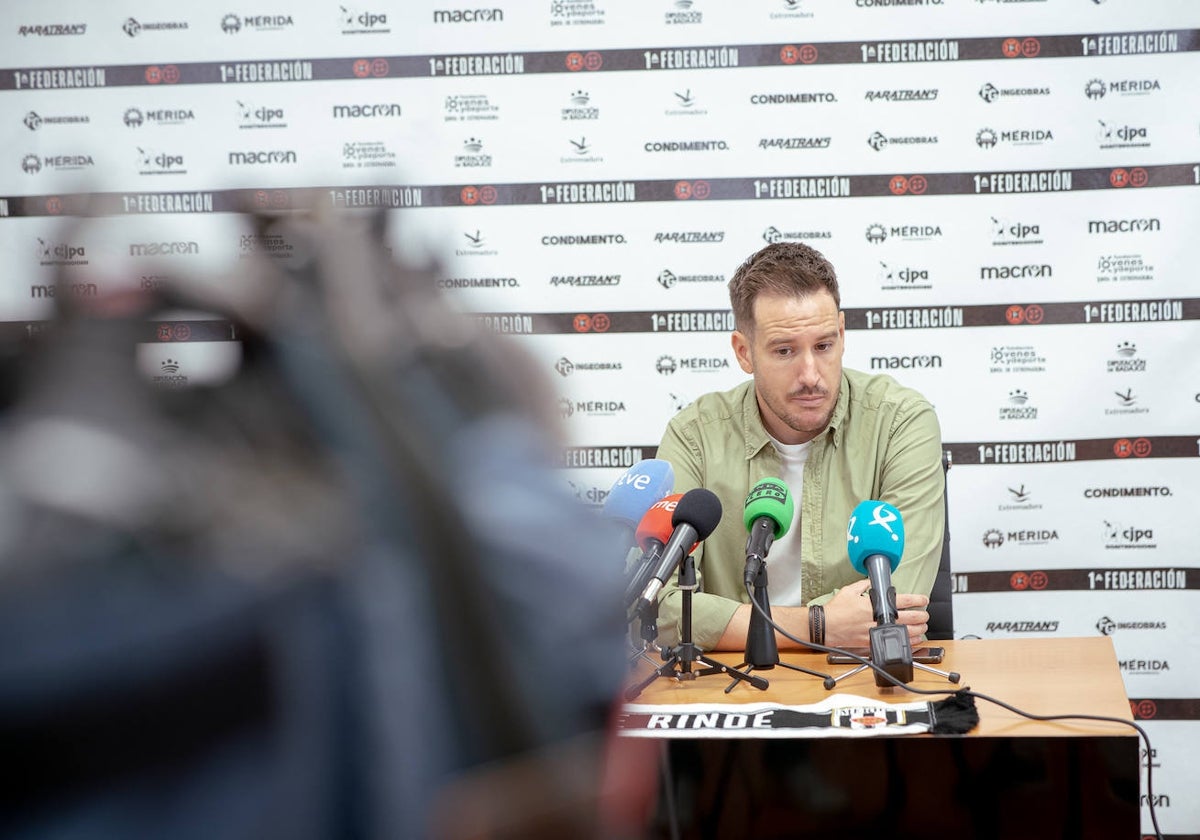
[1,1,1198,833]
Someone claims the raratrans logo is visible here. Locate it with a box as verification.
[977,81,1049,103]
[221,13,294,33]
[454,137,492,167]
[656,269,725,289]
[999,388,1037,420]
[444,94,499,122]
[20,153,94,174]
[655,230,724,245]
[337,5,391,34]
[976,126,1054,148]
[23,110,89,131]
[1096,119,1149,149]
[758,136,831,150]
[227,149,297,165]
[550,273,621,288]
[1103,520,1157,550]
[990,216,1044,247]
[17,22,86,36]
[1105,341,1147,373]
[864,88,938,103]
[123,17,189,37]
[867,130,937,151]
[989,345,1047,374]
[124,106,195,128]
[984,621,1060,634]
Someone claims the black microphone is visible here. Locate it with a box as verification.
[635,488,722,613]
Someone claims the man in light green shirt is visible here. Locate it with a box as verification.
[654,241,943,652]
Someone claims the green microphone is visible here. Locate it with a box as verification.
[742,477,795,587]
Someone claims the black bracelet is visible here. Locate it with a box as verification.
[808,604,825,646]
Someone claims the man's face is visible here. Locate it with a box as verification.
[731,289,844,445]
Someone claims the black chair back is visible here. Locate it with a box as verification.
[926,450,955,640]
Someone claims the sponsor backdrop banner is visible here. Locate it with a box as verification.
[1,1,1198,833]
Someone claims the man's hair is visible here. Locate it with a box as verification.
[728,241,840,332]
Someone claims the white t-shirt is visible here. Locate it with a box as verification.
[758,436,810,606]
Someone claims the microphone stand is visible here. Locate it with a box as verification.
[625,553,767,701]
[627,596,664,671]
[826,588,960,689]
[726,561,833,693]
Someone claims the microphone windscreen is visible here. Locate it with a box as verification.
[635,493,679,552]
[742,477,794,538]
[601,459,674,528]
[847,500,905,574]
[671,487,723,541]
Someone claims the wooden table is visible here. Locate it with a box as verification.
[624,637,1139,839]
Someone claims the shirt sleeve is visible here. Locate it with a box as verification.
[652,416,742,651]
[879,397,945,602]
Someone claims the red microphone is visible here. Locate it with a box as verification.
[624,494,690,611]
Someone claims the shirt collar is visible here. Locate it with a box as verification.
[740,374,848,460]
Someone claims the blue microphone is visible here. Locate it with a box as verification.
[847,500,905,626]
[601,458,674,558]
[848,500,912,686]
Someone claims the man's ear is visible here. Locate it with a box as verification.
[731,330,754,374]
